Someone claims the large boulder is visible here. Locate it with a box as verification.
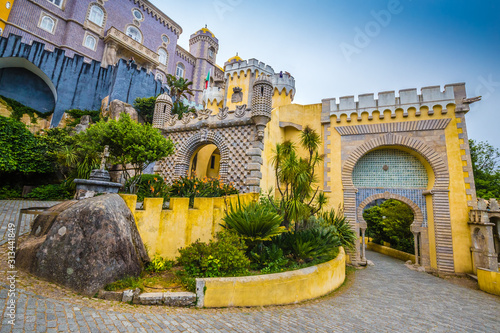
[107,99,139,122]
[16,194,149,296]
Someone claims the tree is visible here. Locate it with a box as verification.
[166,74,196,120]
[268,126,326,230]
[75,114,175,189]
[363,199,415,254]
[0,116,51,175]
[469,139,500,199]
[133,96,157,124]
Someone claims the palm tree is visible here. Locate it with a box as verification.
[166,74,194,103]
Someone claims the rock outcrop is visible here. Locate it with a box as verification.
[16,194,149,296]
[106,99,139,122]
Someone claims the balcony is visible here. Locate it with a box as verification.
[104,27,159,67]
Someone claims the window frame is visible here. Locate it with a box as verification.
[38,13,57,34]
[88,5,105,27]
[126,25,142,43]
[46,0,63,9]
[158,48,168,66]
[132,9,144,21]
[156,72,164,82]
[175,62,185,78]
[83,33,97,51]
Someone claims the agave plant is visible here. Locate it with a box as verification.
[318,207,357,251]
[222,199,285,248]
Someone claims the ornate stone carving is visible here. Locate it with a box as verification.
[231,87,243,103]
[217,107,229,120]
[198,108,212,120]
[235,104,247,118]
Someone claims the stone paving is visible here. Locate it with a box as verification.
[0,200,499,332]
[0,200,61,245]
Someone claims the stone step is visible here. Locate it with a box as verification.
[139,292,196,306]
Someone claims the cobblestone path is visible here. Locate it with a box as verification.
[0,200,499,332]
[0,200,61,245]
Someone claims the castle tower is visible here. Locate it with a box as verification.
[251,74,273,140]
[152,92,173,129]
[189,26,219,105]
[272,72,296,108]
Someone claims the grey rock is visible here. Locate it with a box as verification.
[108,99,138,122]
[122,290,134,303]
[17,194,149,296]
[138,293,163,305]
[163,292,196,307]
[97,290,123,302]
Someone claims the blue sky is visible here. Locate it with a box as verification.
[153,0,500,146]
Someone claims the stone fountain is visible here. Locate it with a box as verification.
[73,146,123,200]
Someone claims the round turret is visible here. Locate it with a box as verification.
[251,75,274,140]
[153,92,173,129]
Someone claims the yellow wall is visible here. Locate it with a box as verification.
[477,268,500,296]
[198,247,345,307]
[120,193,258,259]
[189,144,219,178]
[0,0,14,36]
[367,242,416,263]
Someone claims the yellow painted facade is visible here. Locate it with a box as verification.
[367,242,416,263]
[120,193,258,259]
[198,247,345,307]
[0,0,14,36]
[477,268,500,296]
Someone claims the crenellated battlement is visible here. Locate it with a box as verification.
[272,72,295,98]
[224,58,274,78]
[202,86,225,105]
[321,83,468,123]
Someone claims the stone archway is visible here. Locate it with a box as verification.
[342,133,453,273]
[173,130,230,181]
[356,192,430,268]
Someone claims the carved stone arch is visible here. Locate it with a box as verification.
[357,192,425,229]
[173,130,230,181]
[342,133,449,190]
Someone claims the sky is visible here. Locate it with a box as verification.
[152,0,500,147]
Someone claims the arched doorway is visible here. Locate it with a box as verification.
[342,133,453,272]
[189,144,221,179]
[0,57,57,113]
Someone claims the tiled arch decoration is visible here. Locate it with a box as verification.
[342,133,455,273]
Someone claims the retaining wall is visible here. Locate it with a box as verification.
[477,268,500,296]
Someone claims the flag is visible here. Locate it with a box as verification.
[205,69,211,89]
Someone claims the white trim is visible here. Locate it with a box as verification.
[38,12,57,35]
[46,0,63,9]
[83,32,98,51]
[125,25,142,43]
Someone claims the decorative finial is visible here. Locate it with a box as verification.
[205,24,207,28]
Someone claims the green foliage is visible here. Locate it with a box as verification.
[250,244,289,273]
[104,276,144,292]
[364,199,415,254]
[0,186,22,199]
[222,200,285,248]
[65,109,101,126]
[0,95,52,122]
[0,116,52,175]
[318,207,357,251]
[171,101,197,120]
[125,174,170,201]
[25,184,72,200]
[170,176,238,206]
[165,74,196,119]
[145,254,173,273]
[176,231,250,278]
[174,270,197,293]
[469,139,500,199]
[271,228,341,263]
[133,96,157,124]
[75,113,175,186]
[267,126,326,230]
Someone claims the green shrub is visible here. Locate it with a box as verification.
[0,186,22,199]
[133,96,157,124]
[25,184,72,201]
[250,244,289,272]
[171,176,238,207]
[125,174,170,201]
[272,228,340,263]
[318,207,357,251]
[65,109,101,126]
[104,276,143,292]
[222,200,285,248]
[177,231,250,278]
[145,254,173,273]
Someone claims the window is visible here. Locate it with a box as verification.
[132,9,143,21]
[84,34,97,50]
[40,15,55,33]
[126,26,142,43]
[158,49,168,66]
[161,35,169,44]
[208,47,214,59]
[176,63,185,78]
[47,0,62,8]
[88,5,104,27]
[156,73,164,82]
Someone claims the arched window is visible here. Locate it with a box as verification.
[88,5,104,27]
[176,63,185,78]
[126,26,142,43]
[47,0,63,8]
[208,47,215,59]
[158,49,168,66]
[84,35,97,50]
[40,16,55,33]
